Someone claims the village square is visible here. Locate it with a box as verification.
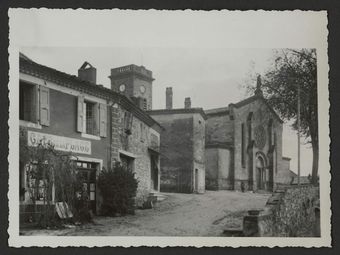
[18,48,319,237]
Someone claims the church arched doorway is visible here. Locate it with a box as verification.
[255,154,267,190]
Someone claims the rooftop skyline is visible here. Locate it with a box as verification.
[20,47,313,176]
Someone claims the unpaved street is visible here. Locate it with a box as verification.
[21,191,270,236]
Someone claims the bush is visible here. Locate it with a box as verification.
[97,162,138,216]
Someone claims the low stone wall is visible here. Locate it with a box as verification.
[243,185,320,237]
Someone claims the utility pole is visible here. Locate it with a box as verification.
[297,82,301,186]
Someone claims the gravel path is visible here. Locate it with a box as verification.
[21,191,270,236]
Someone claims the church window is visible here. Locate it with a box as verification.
[268,119,274,146]
[247,112,253,143]
[241,123,246,167]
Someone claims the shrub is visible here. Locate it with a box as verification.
[97,162,138,216]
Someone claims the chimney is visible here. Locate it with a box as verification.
[78,61,97,84]
[166,87,173,109]
[184,97,191,109]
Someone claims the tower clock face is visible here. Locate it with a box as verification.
[119,84,126,92]
[140,85,146,94]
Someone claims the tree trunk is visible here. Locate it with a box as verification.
[311,141,319,185]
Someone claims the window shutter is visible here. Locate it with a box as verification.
[31,85,39,123]
[77,95,84,132]
[99,103,107,137]
[39,86,50,126]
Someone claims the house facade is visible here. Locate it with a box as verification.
[19,54,161,221]
[148,92,206,194]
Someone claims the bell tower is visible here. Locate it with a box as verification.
[109,65,154,110]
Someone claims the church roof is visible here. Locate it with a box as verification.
[19,53,162,130]
[230,95,284,124]
[205,107,229,116]
[204,95,283,124]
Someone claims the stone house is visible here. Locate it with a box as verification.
[205,77,291,192]
[19,53,161,221]
[148,89,206,194]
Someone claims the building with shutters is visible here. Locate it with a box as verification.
[19,54,161,221]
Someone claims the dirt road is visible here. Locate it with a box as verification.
[21,191,270,236]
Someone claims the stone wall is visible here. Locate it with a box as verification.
[205,147,233,190]
[205,114,233,145]
[150,112,206,193]
[110,103,160,207]
[193,114,206,193]
[151,113,194,193]
[243,185,320,237]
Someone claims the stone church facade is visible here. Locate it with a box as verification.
[205,78,290,192]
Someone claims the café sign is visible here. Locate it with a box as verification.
[27,131,91,155]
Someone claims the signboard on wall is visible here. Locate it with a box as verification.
[27,131,91,155]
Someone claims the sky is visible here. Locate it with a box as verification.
[20,46,313,176]
[10,9,328,177]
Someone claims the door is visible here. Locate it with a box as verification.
[195,169,199,192]
[77,161,97,213]
[256,167,261,190]
[150,155,159,191]
[256,156,266,190]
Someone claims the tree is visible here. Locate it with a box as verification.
[250,49,318,184]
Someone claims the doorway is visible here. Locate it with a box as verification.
[255,155,266,190]
[150,154,159,191]
[76,161,98,214]
[195,169,199,192]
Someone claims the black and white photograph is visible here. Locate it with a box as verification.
[7,9,330,247]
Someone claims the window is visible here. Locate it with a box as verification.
[85,101,96,135]
[25,163,53,203]
[19,81,50,126]
[120,154,134,172]
[77,95,107,137]
[140,123,146,142]
[247,112,253,143]
[143,98,147,111]
[20,81,36,122]
[268,119,274,146]
[124,111,133,135]
[241,123,246,167]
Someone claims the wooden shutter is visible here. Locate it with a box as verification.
[31,85,39,123]
[39,86,50,126]
[99,103,107,137]
[94,103,100,136]
[77,95,84,132]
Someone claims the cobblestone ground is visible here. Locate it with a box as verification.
[20,191,270,236]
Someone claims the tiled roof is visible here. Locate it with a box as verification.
[19,53,161,129]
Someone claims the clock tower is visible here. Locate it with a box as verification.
[109,64,154,110]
